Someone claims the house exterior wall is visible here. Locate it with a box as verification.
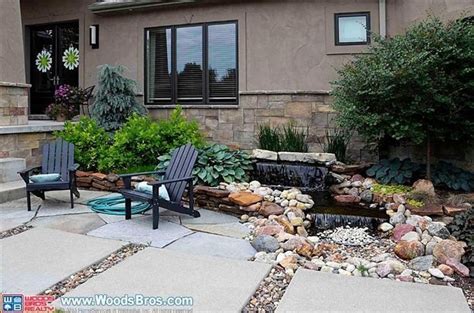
[18,0,474,164]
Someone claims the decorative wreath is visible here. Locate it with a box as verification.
[62,47,80,70]
[35,49,52,73]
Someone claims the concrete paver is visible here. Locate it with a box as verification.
[1,228,125,294]
[276,269,471,313]
[56,248,271,312]
[29,213,106,234]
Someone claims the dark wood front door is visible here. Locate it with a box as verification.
[29,21,79,115]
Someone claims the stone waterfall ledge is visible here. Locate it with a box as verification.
[252,149,336,164]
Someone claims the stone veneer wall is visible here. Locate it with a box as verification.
[0,132,56,167]
[0,82,30,126]
[150,91,375,163]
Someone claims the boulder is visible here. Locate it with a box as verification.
[378,222,393,232]
[408,255,434,271]
[296,226,308,237]
[280,237,306,251]
[376,262,392,277]
[389,212,406,226]
[258,201,284,217]
[295,240,314,258]
[432,239,465,264]
[334,195,361,203]
[240,202,261,212]
[427,222,450,239]
[251,235,280,253]
[392,224,415,242]
[360,190,373,203]
[400,231,420,242]
[274,216,295,234]
[437,264,454,276]
[249,180,262,190]
[394,240,424,260]
[279,255,298,270]
[229,192,263,206]
[445,258,470,277]
[252,149,278,161]
[255,224,284,236]
[412,179,436,196]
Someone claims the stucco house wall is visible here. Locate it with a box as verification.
[18,0,474,165]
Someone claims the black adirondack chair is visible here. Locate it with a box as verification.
[119,144,200,229]
[18,138,80,211]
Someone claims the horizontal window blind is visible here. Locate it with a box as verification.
[147,28,172,100]
[177,26,203,101]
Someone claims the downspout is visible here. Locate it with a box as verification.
[379,0,387,38]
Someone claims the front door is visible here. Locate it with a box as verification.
[29,21,79,115]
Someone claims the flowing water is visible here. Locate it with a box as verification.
[251,160,388,229]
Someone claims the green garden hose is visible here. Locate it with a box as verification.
[87,194,150,215]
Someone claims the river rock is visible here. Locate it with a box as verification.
[425,241,437,255]
[274,216,295,234]
[296,226,308,237]
[255,224,284,236]
[412,179,436,196]
[280,237,305,251]
[389,212,406,225]
[378,222,393,232]
[229,192,263,206]
[400,231,420,242]
[408,255,433,271]
[437,264,454,276]
[428,268,445,279]
[258,201,284,217]
[394,240,424,260]
[254,251,276,264]
[279,255,298,270]
[296,194,312,203]
[360,190,373,203]
[240,202,261,212]
[392,224,415,242]
[251,235,280,252]
[376,262,392,277]
[252,149,278,161]
[432,239,465,263]
[254,187,273,197]
[427,222,450,239]
[281,200,289,207]
[289,217,303,227]
[445,258,470,277]
[296,240,314,258]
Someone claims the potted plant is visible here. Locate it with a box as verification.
[46,84,85,121]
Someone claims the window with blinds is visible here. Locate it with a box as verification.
[146,21,238,105]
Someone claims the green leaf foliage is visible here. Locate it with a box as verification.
[258,121,308,152]
[332,16,474,146]
[447,207,474,268]
[54,117,110,171]
[91,65,147,131]
[431,161,474,192]
[366,158,421,185]
[157,144,253,187]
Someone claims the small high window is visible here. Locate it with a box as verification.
[335,12,370,46]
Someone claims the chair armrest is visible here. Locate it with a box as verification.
[118,170,165,178]
[18,166,41,175]
[68,164,80,172]
[148,176,193,186]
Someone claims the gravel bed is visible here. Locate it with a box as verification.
[452,276,474,310]
[41,244,147,297]
[243,266,292,312]
[0,224,33,239]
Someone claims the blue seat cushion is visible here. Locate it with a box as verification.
[135,181,170,201]
[30,173,61,183]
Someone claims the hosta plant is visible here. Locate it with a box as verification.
[447,207,474,270]
[157,144,253,187]
[431,161,474,192]
[366,158,421,185]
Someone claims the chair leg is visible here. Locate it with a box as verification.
[125,198,132,220]
[152,203,159,230]
[27,191,31,211]
[70,189,74,209]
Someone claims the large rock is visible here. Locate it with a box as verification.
[400,231,420,242]
[280,237,306,251]
[437,264,454,276]
[255,224,284,236]
[445,258,470,277]
[392,224,415,242]
[378,222,393,232]
[278,152,336,164]
[274,216,295,234]
[427,222,450,239]
[295,240,314,258]
[258,201,284,217]
[334,195,361,203]
[394,240,424,260]
[252,149,278,161]
[408,255,434,271]
[229,192,263,206]
[360,190,373,203]
[412,179,436,196]
[251,235,279,253]
[389,212,406,226]
[432,239,465,264]
[240,202,261,212]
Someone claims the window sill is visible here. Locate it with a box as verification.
[146,104,239,110]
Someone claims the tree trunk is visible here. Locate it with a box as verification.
[426,135,431,180]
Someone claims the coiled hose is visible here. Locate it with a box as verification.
[87,194,150,215]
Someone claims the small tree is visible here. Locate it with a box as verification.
[91,65,147,131]
[332,16,474,179]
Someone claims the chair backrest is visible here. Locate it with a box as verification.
[163,144,198,202]
[41,138,75,181]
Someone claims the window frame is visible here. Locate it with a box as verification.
[334,12,371,46]
[144,20,239,106]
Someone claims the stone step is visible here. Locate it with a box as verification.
[0,180,25,203]
[0,157,25,183]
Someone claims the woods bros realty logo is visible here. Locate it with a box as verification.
[2,294,54,312]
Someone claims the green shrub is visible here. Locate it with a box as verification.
[155,106,205,153]
[54,117,110,171]
[332,16,474,178]
[366,158,421,185]
[318,128,352,163]
[98,114,160,172]
[257,121,308,152]
[447,207,474,268]
[157,144,253,187]
[371,183,413,196]
[431,161,474,192]
[258,124,281,152]
[91,65,147,131]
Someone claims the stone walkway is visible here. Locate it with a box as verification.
[1,190,471,312]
